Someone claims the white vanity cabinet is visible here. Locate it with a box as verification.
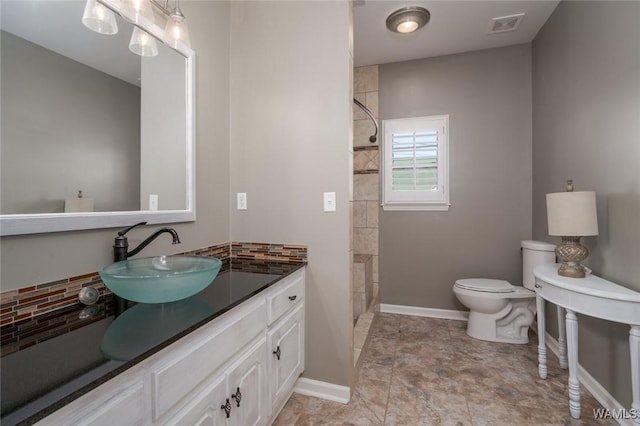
[165,338,268,426]
[35,268,305,426]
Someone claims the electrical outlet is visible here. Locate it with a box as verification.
[323,192,336,212]
[149,194,158,211]
[237,193,247,210]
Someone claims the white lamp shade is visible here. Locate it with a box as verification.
[129,27,158,57]
[121,0,154,25]
[546,191,599,236]
[164,16,190,49]
[82,0,118,35]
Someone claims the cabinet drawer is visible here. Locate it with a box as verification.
[267,270,304,325]
[151,299,266,421]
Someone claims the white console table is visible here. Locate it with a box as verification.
[534,264,640,424]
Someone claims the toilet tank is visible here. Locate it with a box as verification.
[521,240,556,290]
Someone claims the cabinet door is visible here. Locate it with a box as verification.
[267,304,304,415]
[162,374,228,426]
[226,338,268,426]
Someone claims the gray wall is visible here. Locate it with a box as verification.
[379,44,533,310]
[1,1,230,292]
[140,45,187,211]
[532,0,640,407]
[229,1,353,387]
[1,31,140,214]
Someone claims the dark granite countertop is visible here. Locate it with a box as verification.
[0,259,305,426]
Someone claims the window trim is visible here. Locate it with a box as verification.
[381,115,450,212]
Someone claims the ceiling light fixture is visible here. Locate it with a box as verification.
[121,0,154,25]
[163,0,190,50]
[82,0,118,35]
[129,26,159,57]
[386,6,430,34]
[82,0,191,57]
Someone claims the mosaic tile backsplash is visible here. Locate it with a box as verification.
[1,241,307,327]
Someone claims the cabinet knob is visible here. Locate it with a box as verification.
[535,283,542,289]
[273,345,281,360]
[288,295,297,301]
[221,398,231,418]
[231,387,242,407]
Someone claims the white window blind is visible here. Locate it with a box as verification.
[382,115,449,211]
[391,130,438,191]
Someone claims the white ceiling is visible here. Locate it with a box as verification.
[2,1,559,81]
[353,0,560,67]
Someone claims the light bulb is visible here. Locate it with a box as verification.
[397,20,419,33]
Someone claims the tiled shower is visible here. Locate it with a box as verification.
[352,65,380,364]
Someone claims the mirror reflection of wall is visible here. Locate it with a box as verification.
[0,0,189,216]
[1,29,141,214]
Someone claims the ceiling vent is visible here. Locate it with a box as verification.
[488,13,525,34]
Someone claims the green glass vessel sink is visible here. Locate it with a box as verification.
[99,255,222,303]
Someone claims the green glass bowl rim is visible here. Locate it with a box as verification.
[100,255,222,280]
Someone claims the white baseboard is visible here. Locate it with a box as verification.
[544,332,631,426]
[380,303,469,321]
[293,378,350,404]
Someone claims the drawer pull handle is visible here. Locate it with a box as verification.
[231,387,242,407]
[288,295,297,301]
[273,345,281,360]
[221,398,231,418]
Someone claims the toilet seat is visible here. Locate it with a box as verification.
[455,278,513,293]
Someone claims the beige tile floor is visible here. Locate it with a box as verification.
[275,313,617,425]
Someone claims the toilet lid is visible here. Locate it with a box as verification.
[455,278,513,293]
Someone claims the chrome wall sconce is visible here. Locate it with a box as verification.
[386,6,431,34]
[82,0,190,57]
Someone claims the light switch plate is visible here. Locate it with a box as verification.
[149,194,158,211]
[237,193,247,210]
[323,192,336,212]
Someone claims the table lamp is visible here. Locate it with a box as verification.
[546,180,598,278]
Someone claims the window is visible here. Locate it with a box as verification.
[382,115,449,211]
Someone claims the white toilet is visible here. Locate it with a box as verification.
[453,240,556,344]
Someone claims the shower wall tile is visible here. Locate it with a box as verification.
[354,119,377,147]
[354,228,379,255]
[354,65,378,93]
[365,91,379,118]
[354,201,367,228]
[352,65,379,338]
[353,93,368,121]
[349,201,354,251]
[373,255,379,284]
[354,174,379,201]
[366,201,379,228]
[354,149,379,174]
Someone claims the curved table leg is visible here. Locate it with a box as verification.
[630,326,640,426]
[536,294,547,379]
[566,309,581,419]
[557,306,568,369]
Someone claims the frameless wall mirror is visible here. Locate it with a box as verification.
[0,0,195,236]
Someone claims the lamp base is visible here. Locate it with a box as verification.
[555,236,589,278]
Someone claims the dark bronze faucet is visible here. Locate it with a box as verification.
[113,221,181,262]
